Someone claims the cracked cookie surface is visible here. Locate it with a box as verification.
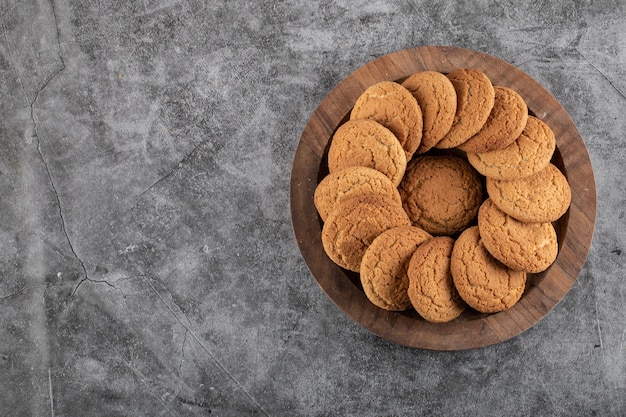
[314,166,402,222]
[466,116,555,180]
[401,71,456,154]
[321,194,411,272]
[457,86,528,153]
[486,163,571,223]
[435,68,495,149]
[407,236,466,322]
[328,119,407,186]
[350,81,423,160]
[477,198,558,273]
[360,225,432,311]
[451,226,526,313]
[399,155,483,235]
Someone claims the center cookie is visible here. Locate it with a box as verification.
[399,155,483,236]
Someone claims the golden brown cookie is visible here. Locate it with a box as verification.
[360,226,432,311]
[328,119,407,186]
[466,116,556,180]
[457,86,528,153]
[477,199,558,273]
[399,155,483,236]
[321,194,411,272]
[314,166,402,222]
[407,236,466,322]
[401,71,456,154]
[450,226,526,313]
[486,163,571,223]
[435,68,495,149]
[350,81,423,160]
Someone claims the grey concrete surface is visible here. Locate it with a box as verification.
[0,0,624,416]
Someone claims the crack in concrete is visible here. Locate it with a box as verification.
[141,274,271,417]
[31,71,102,300]
[29,0,66,103]
[135,141,203,201]
[0,284,54,300]
[595,300,604,352]
[178,327,188,378]
[69,276,118,298]
[0,22,25,101]
[0,287,28,300]
[28,3,66,213]
[575,48,626,101]
[48,368,55,417]
[108,339,179,417]
[26,1,119,299]
[515,46,626,104]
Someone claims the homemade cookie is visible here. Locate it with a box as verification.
[466,116,556,180]
[399,155,483,236]
[321,194,411,272]
[486,163,571,223]
[407,236,466,322]
[327,119,407,186]
[360,225,432,311]
[457,86,528,153]
[314,166,402,222]
[435,68,495,149]
[350,81,423,160]
[450,226,526,313]
[401,71,456,154]
[477,199,558,273]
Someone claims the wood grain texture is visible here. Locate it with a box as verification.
[290,46,596,350]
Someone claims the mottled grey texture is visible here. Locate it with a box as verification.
[0,0,624,416]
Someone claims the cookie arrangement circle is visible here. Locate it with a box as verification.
[315,68,572,322]
[290,46,596,350]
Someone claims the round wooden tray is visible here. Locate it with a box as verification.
[290,46,596,350]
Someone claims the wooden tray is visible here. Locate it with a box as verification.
[290,46,596,350]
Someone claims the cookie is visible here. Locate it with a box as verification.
[321,194,411,272]
[350,81,423,160]
[477,199,558,273]
[435,68,495,149]
[314,166,402,222]
[401,71,456,154]
[457,86,528,153]
[450,226,526,313]
[407,236,466,322]
[486,163,571,223]
[466,116,556,180]
[328,119,407,186]
[360,226,432,311]
[398,155,483,236]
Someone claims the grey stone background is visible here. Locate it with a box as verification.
[0,0,624,416]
